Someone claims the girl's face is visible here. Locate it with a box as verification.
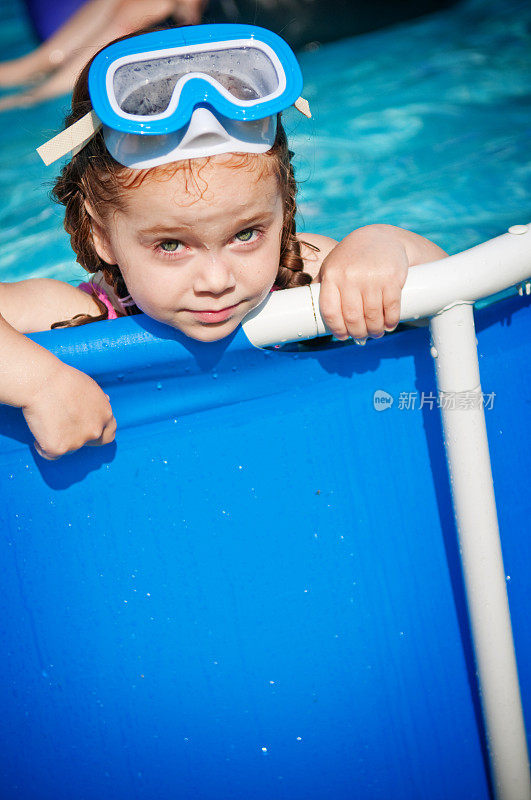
[92,154,284,341]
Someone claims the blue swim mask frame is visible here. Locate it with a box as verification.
[37,24,311,168]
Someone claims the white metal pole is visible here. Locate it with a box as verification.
[429,303,531,800]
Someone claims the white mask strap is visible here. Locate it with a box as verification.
[36,110,102,166]
[294,97,311,118]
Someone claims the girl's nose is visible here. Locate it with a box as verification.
[193,254,237,295]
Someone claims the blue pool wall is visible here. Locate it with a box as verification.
[1,294,530,799]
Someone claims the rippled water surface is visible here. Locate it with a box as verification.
[0,0,530,283]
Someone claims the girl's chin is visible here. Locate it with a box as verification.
[183,316,242,342]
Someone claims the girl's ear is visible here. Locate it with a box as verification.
[84,200,117,265]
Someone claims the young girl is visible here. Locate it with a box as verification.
[0,24,446,461]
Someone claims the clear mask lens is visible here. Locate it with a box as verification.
[112,46,280,117]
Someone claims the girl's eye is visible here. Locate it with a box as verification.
[234,228,257,243]
[159,240,183,253]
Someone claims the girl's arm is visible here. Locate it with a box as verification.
[301,225,447,341]
[0,280,116,459]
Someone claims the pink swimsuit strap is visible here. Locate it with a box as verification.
[78,282,120,320]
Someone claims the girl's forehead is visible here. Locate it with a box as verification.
[119,154,281,213]
[124,152,275,190]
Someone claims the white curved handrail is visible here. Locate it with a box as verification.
[243,224,531,347]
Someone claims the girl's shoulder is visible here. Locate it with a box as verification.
[0,277,103,334]
[297,233,338,282]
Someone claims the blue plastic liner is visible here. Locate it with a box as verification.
[1,294,530,799]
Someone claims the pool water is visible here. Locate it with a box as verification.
[0,0,530,286]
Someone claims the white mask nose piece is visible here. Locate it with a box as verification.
[179,107,232,156]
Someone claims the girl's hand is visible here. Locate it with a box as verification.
[317,226,410,342]
[22,362,116,460]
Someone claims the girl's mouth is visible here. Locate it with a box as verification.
[187,302,241,324]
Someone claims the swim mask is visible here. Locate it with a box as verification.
[37,24,311,168]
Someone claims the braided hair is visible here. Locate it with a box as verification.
[51,31,313,328]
